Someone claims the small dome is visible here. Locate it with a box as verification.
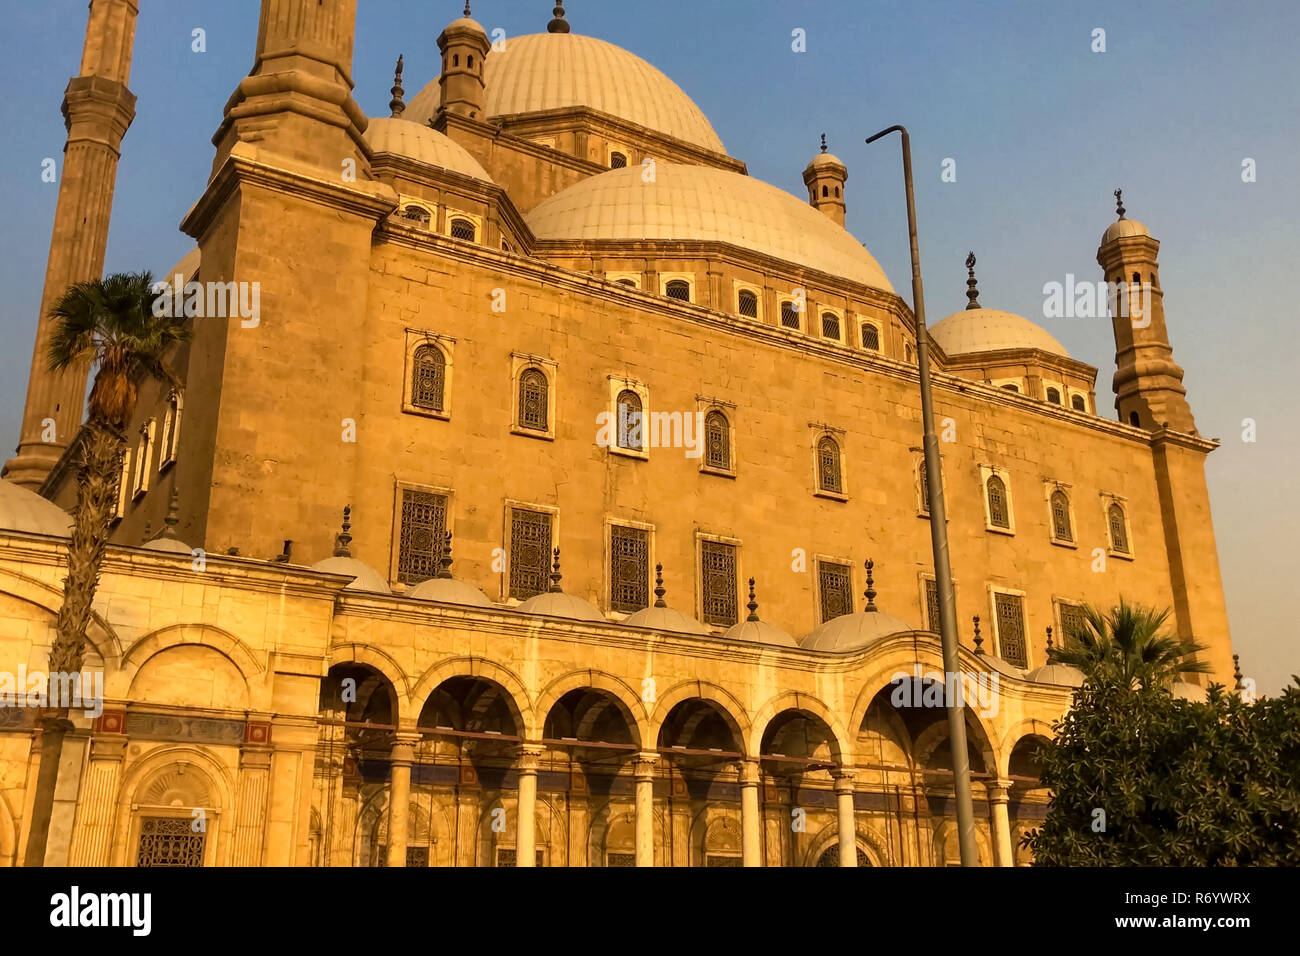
[311,556,392,594]
[623,605,710,635]
[515,590,606,622]
[0,480,72,537]
[929,307,1069,357]
[142,536,192,555]
[1170,680,1207,702]
[1101,218,1150,244]
[806,151,846,172]
[442,16,487,37]
[365,117,495,183]
[801,610,914,652]
[409,576,493,608]
[723,618,797,647]
[1026,663,1086,688]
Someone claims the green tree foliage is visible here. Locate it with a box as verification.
[1048,599,1209,689]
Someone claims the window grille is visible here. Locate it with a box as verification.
[402,205,431,226]
[1108,503,1130,553]
[398,489,448,584]
[918,459,930,514]
[1050,490,1072,542]
[861,324,880,350]
[665,280,691,301]
[994,592,1028,668]
[496,849,545,867]
[1059,602,1088,642]
[821,312,841,339]
[706,855,742,867]
[518,368,549,431]
[610,152,628,169]
[509,509,553,599]
[450,218,476,241]
[610,525,649,612]
[406,847,429,867]
[606,852,636,867]
[986,475,1010,528]
[704,411,731,470]
[616,389,643,451]
[818,436,843,494]
[1071,394,1087,412]
[818,561,853,622]
[700,540,738,626]
[1046,387,1062,405]
[137,816,205,868]
[737,290,758,318]
[925,578,941,632]
[780,301,801,329]
[411,344,445,411]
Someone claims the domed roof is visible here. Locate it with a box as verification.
[0,479,71,537]
[929,307,1069,357]
[1101,217,1150,244]
[441,16,486,36]
[141,490,193,555]
[409,576,493,608]
[801,609,915,652]
[806,151,846,172]
[515,590,606,622]
[723,618,797,647]
[409,33,724,153]
[365,117,494,183]
[1025,663,1086,687]
[311,556,391,594]
[526,164,894,292]
[622,605,711,635]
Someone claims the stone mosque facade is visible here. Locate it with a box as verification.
[0,1,1233,867]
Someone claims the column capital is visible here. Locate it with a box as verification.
[87,735,127,762]
[739,758,761,787]
[832,769,856,793]
[987,779,1013,803]
[632,751,659,778]
[515,744,544,773]
[389,732,421,764]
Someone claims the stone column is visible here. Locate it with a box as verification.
[988,780,1015,867]
[740,759,762,867]
[632,751,658,867]
[68,720,127,866]
[514,745,543,867]
[232,744,272,866]
[833,771,858,867]
[385,733,419,868]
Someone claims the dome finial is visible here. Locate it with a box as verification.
[332,506,352,558]
[964,251,981,310]
[436,531,454,579]
[1114,187,1126,220]
[820,133,828,154]
[548,2,571,33]
[389,55,405,118]
[972,615,984,655]
[464,1,473,16]
[1233,653,1244,690]
[745,578,759,622]
[863,558,878,612]
[1045,625,1054,652]
[548,547,563,592]
[653,563,667,607]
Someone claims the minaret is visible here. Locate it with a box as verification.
[803,134,848,227]
[1096,190,1196,433]
[4,0,139,489]
[437,3,490,121]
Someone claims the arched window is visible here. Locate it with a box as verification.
[411,344,446,411]
[402,205,431,226]
[821,312,841,339]
[1108,503,1130,554]
[1050,489,1072,542]
[817,436,843,494]
[704,410,731,471]
[518,368,549,431]
[986,475,1010,529]
[616,277,637,287]
[665,279,691,301]
[453,54,460,67]
[861,323,880,351]
[918,458,930,514]
[467,55,474,68]
[1129,410,1141,427]
[822,185,829,198]
[616,389,643,451]
[780,300,801,329]
[1001,383,1020,393]
[834,186,841,198]
[904,342,915,364]
[1071,394,1086,412]
[610,152,628,169]
[450,218,477,242]
[816,846,871,867]
[737,289,758,318]
[1046,387,1062,405]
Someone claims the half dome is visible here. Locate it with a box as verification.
[929,307,1068,357]
[365,116,494,183]
[800,610,915,653]
[526,164,894,293]
[408,33,724,153]
[0,479,71,537]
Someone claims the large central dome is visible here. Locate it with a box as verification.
[409,33,725,154]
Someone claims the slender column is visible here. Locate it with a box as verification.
[384,733,419,868]
[632,751,659,867]
[834,771,858,867]
[68,727,126,866]
[514,745,543,867]
[988,780,1015,867]
[740,759,762,867]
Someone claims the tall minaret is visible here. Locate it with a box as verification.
[437,3,490,121]
[4,0,139,489]
[1096,190,1196,433]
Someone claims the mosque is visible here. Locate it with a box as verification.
[0,1,1233,866]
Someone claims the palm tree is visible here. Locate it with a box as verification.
[25,272,189,866]
[1048,598,1211,689]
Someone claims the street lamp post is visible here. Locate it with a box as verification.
[865,125,979,867]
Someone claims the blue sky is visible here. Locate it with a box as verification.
[1,1,1296,691]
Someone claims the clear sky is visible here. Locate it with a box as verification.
[0,1,1295,692]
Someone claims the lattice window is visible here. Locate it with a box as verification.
[861,323,880,351]
[402,205,431,226]
[606,852,636,867]
[706,855,742,867]
[411,344,446,412]
[818,561,853,622]
[817,436,843,494]
[925,578,941,632]
[1046,387,1062,405]
[610,525,649,612]
[737,289,758,318]
[406,846,429,867]
[518,368,549,431]
[610,152,628,169]
[1059,602,1088,643]
[994,592,1028,668]
[1071,394,1087,412]
[918,458,930,514]
[137,816,205,868]
[986,475,1010,528]
[450,217,476,241]
[704,410,731,471]
[509,509,553,599]
[1050,490,1072,542]
[780,300,801,329]
[160,390,182,467]
[821,312,841,339]
[496,849,545,867]
[1108,503,1130,553]
[665,279,691,301]
[816,846,870,867]
[616,389,643,451]
[398,489,447,584]
[700,540,738,626]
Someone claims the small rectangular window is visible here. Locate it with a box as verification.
[397,489,448,585]
[510,508,554,599]
[994,592,1028,668]
[137,816,205,868]
[496,848,545,867]
[817,561,853,622]
[700,540,738,626]
[610,525,650,612]
[1059,601,1087,642]
[925,578,941,632]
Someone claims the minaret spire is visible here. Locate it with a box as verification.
[745,578,759,622]
[389,54,405,117]
[332,506,353,558]
[1114,187,1126,220]
[548,3,571,34]
[863,559,878,612]
[964,252,981,310]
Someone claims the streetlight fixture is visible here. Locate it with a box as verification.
[865,124,979,867]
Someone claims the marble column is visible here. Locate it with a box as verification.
[740,759,762,867]
[988,779,1015,867]
[384,733,419,868]
[632,751,659,867]
[68,729,126,866]
[514,745,543,867]
[232,746,272,866]
[834,771,858,867]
